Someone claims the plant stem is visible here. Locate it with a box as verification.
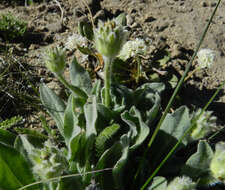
[57,73,88,99]
[103,56,113,108]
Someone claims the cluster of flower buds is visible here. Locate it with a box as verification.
[190,109,217,140]
[30,140,67,180]
[94,17,128,59]
[44,47,66,75]
[210,142,225,182]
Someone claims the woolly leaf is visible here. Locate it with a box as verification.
[151,106,191,166]
[148,176,167,190]
[84,96,98,138]
[95,124,120,157]
[39,84,65,137]
[181,140,214,186]
[0,129,16,146]
[121,106,150,151]
[113,134,130,189]
[70,57,92,95]
[0,142,35,190]
[64,95,81,145]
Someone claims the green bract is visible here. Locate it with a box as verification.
[210,142,225,182]
[94,20,127,58]
[44,47,66,74]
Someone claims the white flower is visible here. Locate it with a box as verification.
[197,49,216,69]
[118,38,148,61]
[166,176,196,190]
[65,33,88,51]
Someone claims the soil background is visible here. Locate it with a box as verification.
[0,0,225,129]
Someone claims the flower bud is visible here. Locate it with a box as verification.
[190,109,216,140]
[44,47,66,74]
[94,19,128,58]
[166,176,196,190]
[210,142,225,182]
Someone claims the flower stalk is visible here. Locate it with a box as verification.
[94,15,128,108]
[103,56,113,107]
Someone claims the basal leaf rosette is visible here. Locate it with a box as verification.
[210,142,225,182]
[94,19,128,58]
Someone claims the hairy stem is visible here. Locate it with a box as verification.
[103,56,113,108]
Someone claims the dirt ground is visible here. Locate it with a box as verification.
[0,0,225,127]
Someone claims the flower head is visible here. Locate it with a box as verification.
[197,49,216,69]
[65,33,88,51]
[210,142,225,182]
[166,176,196,190]
[190,109,216,141]
[118,38,148,61]
[94,19,128,58]
[44,47,66,74]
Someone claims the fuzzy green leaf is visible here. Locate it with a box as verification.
[121,106,150,151]
[91,80,101,102]
[84,96,97,138]
[133,83,163,124]
[0,142,35,190]
[160,106,190,145]
[181,140,214,185]
[70,57,92,95]
[68,131,86,163]
[113,134,130,190]
[151,106,191,166]
[0,128,16,146]
[95,124,120,157]
[64,95,81,145]
[39,84,66,136]
[95,141,123,190]
[148,176,167,190]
